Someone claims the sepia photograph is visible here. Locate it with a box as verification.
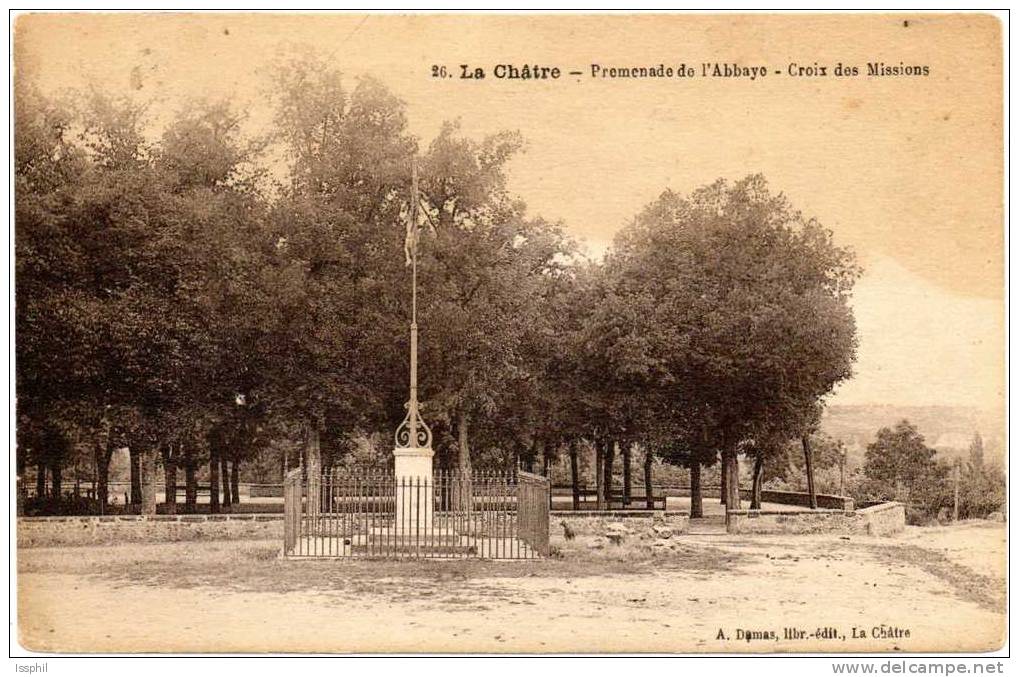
[10,10,1007,661]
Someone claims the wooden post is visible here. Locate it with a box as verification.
[839,450,846,496]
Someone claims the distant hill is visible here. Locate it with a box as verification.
[819,404,1005,465]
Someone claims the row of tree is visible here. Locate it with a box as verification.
[16,52,861,516]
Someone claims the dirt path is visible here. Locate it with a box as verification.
[17,524,1005,653]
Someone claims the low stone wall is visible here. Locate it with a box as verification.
[856,502,906,536]
[738,488,854,510]
[22,511,689,549]
[17,514,284,548]
[552,511,690,538]
[19,502,906,548]
[727,502,904,536]
[21,502,285,517]
[727,509,857,535]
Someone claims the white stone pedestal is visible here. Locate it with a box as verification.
[393,446,434,533]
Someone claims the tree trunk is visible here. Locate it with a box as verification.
[643,447,653,510]
[129,447,142,505]
[603,441,616,507]
[622,443,632,506]
[95,439,112,510]
[802,436,818,509]
[731,451,741,509]
[184,444,197,513]
[594,439,605,510]
[569,441,580,511]
[163,454,177,514]
[719,453,727,505]
[722,447,740,511]
[140,448,157,515]
[209,444,220,514]
[50,460,62,499]
[456,411,472,474]
[35,462,46,498]
[689,461,703,518]
[453,410,472,513]
[161,444,177,514]
[306,427,321,525]
[220,453,232,511]
[750,453,764,510]
[231,457,240,505]
[71,428,81,498]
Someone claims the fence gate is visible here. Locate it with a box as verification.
[282,468,550,559]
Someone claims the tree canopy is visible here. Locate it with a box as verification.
[17,57,868,517]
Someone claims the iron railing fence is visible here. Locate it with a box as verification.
[283,468,550,559]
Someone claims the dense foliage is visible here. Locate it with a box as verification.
[18,57,934,517]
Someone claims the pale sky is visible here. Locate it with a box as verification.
[14,13,1005,412]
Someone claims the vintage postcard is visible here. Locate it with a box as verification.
[12,12,1006,656]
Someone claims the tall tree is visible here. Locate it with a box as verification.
[604,176,859,513]
[863,420,942,505]
[415,123,576,476]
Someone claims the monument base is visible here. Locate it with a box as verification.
[393,446,434,533]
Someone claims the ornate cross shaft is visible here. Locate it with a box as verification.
[395,161,433,450]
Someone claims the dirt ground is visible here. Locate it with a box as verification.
[16,521,1006,654]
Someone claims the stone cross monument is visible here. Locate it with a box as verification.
[393,161,433,532]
